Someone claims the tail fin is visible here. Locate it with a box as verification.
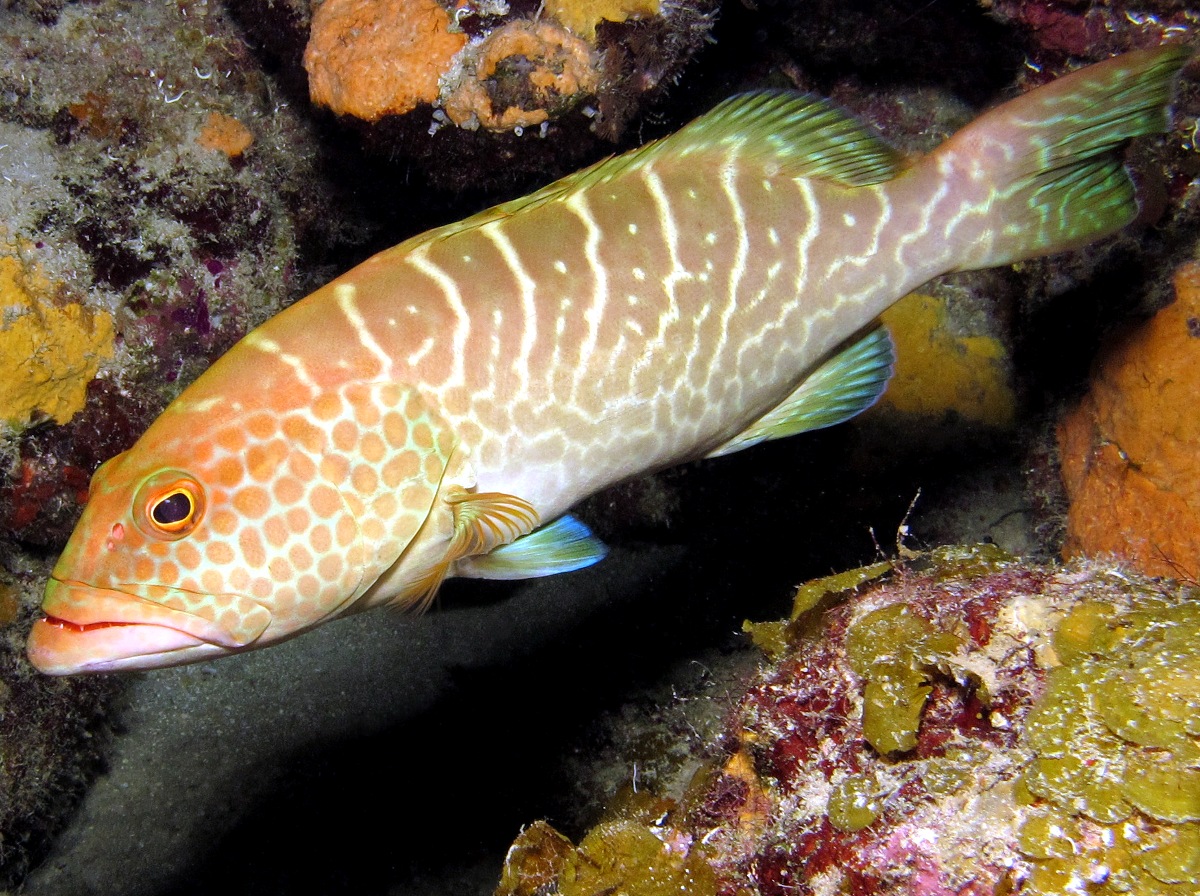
[937,45,1189,272]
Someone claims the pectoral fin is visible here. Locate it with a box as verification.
[445,490,541,558]
[400,490,543,610]
[456,514,608,580]
[707,325,894,459]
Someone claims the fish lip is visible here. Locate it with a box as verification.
[40,577,270,645]
[27,578,272,674]
[26,615,225,674]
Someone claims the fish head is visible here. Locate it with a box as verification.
[27,381,451,674]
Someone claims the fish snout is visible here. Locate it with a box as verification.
[27,579,272,674]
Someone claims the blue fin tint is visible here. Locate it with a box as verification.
[455,514,608,580]
[707,325,895,459]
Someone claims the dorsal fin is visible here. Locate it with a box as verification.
[403,91,903,249]
[649,90,904,186]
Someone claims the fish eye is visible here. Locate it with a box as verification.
[134,473,205,540]
[151,489,195,529]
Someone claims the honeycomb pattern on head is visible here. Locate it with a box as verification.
[67,382,452,640]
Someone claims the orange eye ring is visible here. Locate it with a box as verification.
[133,472,205,540]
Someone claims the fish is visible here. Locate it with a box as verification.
[27,46,1188,673]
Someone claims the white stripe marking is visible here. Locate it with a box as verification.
[715,153,748,381]
[565,191,607,396]
[644,168,685,347]
[335,284,392,375]
[245,331,319,393]
[407,245,470,389]
[482,223,538,396]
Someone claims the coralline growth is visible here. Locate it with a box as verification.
[295,0,717,186]
[497,549,1200,895]
[304,0,468,122]
[303,0,676,131]
[877,291,1017,430]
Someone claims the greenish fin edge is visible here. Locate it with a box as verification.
[707,325,895,459]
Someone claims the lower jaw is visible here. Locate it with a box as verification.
[26,617,227,674]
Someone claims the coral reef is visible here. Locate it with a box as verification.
[441,19,600,132]
[2,0,1197,890]
[0,0,344,544]
[195,112,256,158]
[302,0,710,134]
[496,549,1200,895]
[0,569,119,888]
[304,0,467,121]
[239,0,716,190]
[1057,262,1200,581]
[984,0,1197,62]
[546,0,662,41]
[0,0,347,880]
[1019,596,1200,891]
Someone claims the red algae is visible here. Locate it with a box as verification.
[984,0,1196,61]
[496,549,1200,895]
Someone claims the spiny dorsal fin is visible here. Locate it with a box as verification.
[405,90,903,249]
[707,325,895,459]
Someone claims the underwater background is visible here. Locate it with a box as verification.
[0,0,1198,893]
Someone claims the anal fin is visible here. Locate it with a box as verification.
[707,325,894,459]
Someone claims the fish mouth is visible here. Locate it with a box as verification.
[26,579,268,675]
[27,615,227,674]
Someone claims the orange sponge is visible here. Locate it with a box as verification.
[443,20,598,131]
[303,0,467,121]
[1057,263,1200,581]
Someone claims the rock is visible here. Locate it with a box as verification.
[497,548,1200,895]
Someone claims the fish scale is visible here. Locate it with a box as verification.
[27,46,1188,673]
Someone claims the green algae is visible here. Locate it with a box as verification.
[741,618,791,660]
[827,769,895,832]
[791,561,894,621]
[743,560,892,660]
[809,546,1008,756]
[495,790,717,896]
[495,820,576,896]
[1016,591,1200,892]
[562,819,716,896]
[500,556,1200,896]
[846,603,963,755]
[925,542,1015,580]
[921,745,987,797]
[1141,822,1200,884]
